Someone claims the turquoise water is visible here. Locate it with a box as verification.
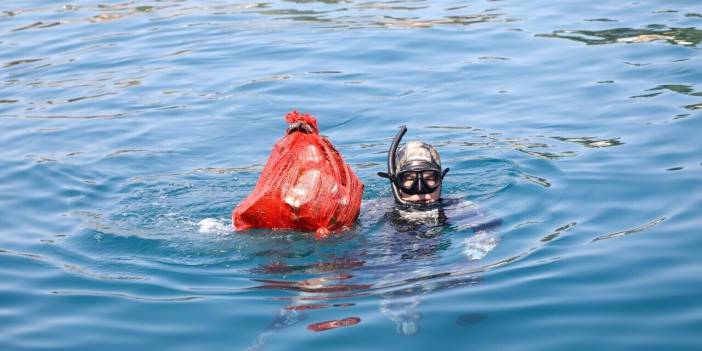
[1,0,701,349]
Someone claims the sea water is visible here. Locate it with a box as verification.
[1,1,701,350]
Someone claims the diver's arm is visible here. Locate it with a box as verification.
[444,199,501,233]
[470,217,502,233]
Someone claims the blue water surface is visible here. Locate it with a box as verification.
[1,1,701,350]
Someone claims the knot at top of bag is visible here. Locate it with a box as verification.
[285,110,319,135]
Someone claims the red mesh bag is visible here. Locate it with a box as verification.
[233,111,364,238]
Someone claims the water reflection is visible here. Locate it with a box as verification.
[552,136,623,149]
[592,217,666,242]
[244,196,500,345]
[637,84,702,111]
[428,125,580,160]
[246,0,506,29]
[647,84,702,96]
[307,317,361,332]
[253,273,371,294]
[11,21,63,32]
[540,222,577,243]
[538,26,702,47]
[427,125,627,160]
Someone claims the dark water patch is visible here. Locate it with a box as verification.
[540,222,577,243]
[516,148,576,160]
[26,155,58,164]
[684,102,702,110]
[288,10,506,29]
[552,136,623,148]
[289,15,334,23]
[592,217,666,243]
[65,93,117,103]
[623,61,651,67]
[537,27,702,47]
[446,5,471,11]
[0,99,19,104]
[673,114,690,120]
[259,9,332,16]
[3,58,44,68]
[686,13,702,18]
[456,312,487,326]
[0,247,44,260]
[631,91,663,98]
[646,84,701,96]
[310,70,343,74]
[597,80,614,84]
[666,166,684,171]
[107,149,149,157]
[11,21,63,32]
[354,162,381,169]
[478,56,510,61]
[521,173,551,188]
[585,18,617,22]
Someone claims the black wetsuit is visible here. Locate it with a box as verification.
[385,198,501,238]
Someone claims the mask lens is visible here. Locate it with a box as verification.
[395,170,441,195]
[399,172,418,189]
[421,170,439,188]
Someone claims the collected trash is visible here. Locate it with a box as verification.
[233,111,363,238]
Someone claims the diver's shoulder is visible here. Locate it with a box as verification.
[440,197,476,208]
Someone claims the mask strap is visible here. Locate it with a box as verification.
[377,171,394,181]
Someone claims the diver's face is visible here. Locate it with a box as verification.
[399,185,441,204]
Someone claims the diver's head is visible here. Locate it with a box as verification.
[395,141,443,204]
[378,126,449,207]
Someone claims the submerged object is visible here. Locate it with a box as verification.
[307,317,361,332]
[233,111,363,238]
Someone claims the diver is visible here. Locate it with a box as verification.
[373,126,500,336]
[377,125,501,239]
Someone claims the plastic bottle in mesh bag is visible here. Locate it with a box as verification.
[233,111,364,239]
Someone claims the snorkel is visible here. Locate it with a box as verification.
[378,125,409,205]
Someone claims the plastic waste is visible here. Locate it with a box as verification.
[233,111,363,238]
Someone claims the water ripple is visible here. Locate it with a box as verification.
[592,217,667,242]
[2,0,701,349]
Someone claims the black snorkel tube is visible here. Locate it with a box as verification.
[377,125,413,206]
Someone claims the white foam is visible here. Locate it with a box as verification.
[463,231,499,260]
[198,218,231,235]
